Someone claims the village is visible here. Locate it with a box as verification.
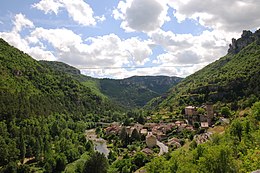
[97,104,230,156]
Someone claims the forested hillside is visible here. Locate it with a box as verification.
[39,61,182,109]
[99,76,182,108]
[0,38,121,172]
[148,29,260,112]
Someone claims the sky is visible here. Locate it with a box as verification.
[0,0,260,79]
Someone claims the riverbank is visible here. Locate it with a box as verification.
[85,129,110,157]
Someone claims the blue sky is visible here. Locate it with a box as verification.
[1,0,260,79]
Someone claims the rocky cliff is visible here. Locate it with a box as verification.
[228,29,260,54]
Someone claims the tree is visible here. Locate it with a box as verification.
[132,152,148,169]
[145,157,170,173]
[55,153,67,172]
[221,107,231,118]
[137,114,145,125]
[0,136,9,166]
[230,119,243,142]
[83,152,108,173]
[131,129,141,142]
[252,101,260,121]
[197,108,205,115]
[198,145,237,173]
[123,118,131,126]
[119,127,129,147]
[193,122,200,129]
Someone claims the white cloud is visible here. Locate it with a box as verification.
[31,27,83,52]
[12,13,34,33]
[113,0,170,32]
[0,14,56,61]
[32,0,63,15]
[148,29,239,77]
[150,30,237,64]
[1,14,153,74]
[32,0,103,26]
[28,46,56,60]
[0,14,33,51]
[2,0,260,80]
[95,15,106,22]
[29,28,153,70]
[168,0,260,32]
[61,0,96,26]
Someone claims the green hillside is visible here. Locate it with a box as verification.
[99,76,182,108]
[0,38,119,120]
[0,38,121,172]
[38,60,108,99]
[39,61,182,109]
[149,29,260,112]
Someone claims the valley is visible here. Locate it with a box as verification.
[1,29,260,173]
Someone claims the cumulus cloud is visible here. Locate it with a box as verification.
[12,13,34,32]
[0,13,153,78]
[113,0,169,32]
[32,0,103,26]
[168,0,260,32]
[32,0,63,15]
[149,29,239,77]
[29,28,153,70]
[2,0,260,79]
[0,14,56,61]
[0,13,33,51]
[150,30,236,64]
[113,0,260,33]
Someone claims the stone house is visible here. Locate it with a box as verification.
[185,106,197,116]
[146,132,157,148]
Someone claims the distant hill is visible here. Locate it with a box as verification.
[38,61,182,108]
[99,76,182,108]
[148,29,260,111]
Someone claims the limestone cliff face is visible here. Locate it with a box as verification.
[228,29,260,54]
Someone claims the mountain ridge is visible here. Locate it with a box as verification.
[39,60,183,109]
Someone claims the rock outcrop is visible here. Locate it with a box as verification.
[228,29,260,54]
